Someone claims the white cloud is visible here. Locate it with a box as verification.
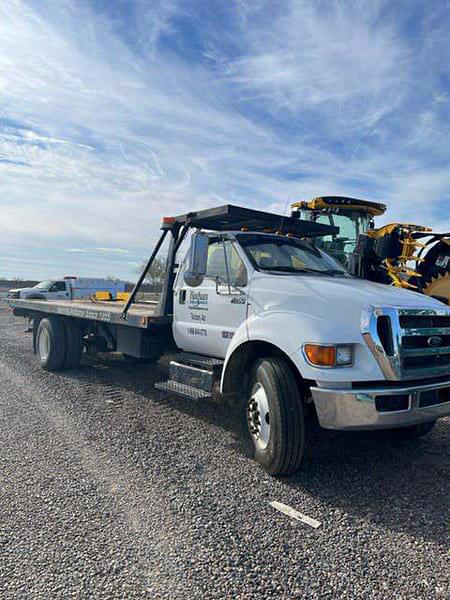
[221,2,407,125]
[67,247,131,255]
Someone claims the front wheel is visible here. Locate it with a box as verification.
[246,357,305,476]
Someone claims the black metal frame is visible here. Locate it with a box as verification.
[157,223,189,317]
[120,228,168,320]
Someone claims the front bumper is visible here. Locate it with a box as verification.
[311,379,450,430]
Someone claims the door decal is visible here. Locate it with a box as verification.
[189,291,209,310]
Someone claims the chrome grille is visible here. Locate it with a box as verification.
[399,309,450,378]
[362,307,450,381]
[399,314,450,329]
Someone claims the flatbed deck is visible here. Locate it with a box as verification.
[8,298,169,329]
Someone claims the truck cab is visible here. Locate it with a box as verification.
[173,231,347,358]
[173,226,449,387]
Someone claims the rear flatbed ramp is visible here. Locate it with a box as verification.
[8,299,170,329]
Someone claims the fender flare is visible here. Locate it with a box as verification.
[220,311,313,397]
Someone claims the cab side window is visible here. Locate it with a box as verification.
[206,240,247,287]
[49,282,66,292]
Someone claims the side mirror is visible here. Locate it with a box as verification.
[184,232,208,287]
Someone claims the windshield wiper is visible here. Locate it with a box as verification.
[305,268,346,275]
[260,265,345,275]
[259,266,308,273]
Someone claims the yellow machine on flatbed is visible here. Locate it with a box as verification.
[291,196,450,304]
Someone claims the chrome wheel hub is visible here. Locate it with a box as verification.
[247,382,270,450]
[38,328,50,361]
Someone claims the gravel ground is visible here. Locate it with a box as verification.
[0,305,448,599]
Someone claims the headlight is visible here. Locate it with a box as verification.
[335,345,353,365]
[303,344,353,367]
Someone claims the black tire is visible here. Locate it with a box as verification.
[36,317,67,371]
[389,420,436,440]
[246,357,305,476]
[63,318,83,369]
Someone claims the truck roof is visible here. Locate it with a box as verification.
[165,204,338,237]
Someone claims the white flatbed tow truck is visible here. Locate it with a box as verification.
[9,204,450,475]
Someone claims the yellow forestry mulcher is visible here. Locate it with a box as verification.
[291,196,450,304]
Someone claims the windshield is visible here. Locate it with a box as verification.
[236,234,348,275]
[34,280,52,289]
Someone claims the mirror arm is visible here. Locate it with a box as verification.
[215,275,245,296]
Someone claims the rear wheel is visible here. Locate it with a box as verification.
[246,357,305,476]
[36,317,67,371]
[389,420,436,440]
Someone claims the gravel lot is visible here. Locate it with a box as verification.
[0,304,448,599]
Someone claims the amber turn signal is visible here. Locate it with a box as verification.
[304,344,336,366]
[304,344,353,367]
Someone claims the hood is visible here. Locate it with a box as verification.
[9,287,32,294]
[247,273,448,384]
[250,273,444,325]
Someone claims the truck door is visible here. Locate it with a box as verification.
[173,238,248,358]
[48,280,70,299]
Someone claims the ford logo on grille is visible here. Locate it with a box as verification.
[427,335,443,347]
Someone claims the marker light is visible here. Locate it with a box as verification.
[304,344,353,367]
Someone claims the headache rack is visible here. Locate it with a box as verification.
[164,204,338,235]
[122,204,338,320]
[362,306,450,381]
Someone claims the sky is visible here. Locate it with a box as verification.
[0,0,449,280]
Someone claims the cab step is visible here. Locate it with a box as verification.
[178,352,224,372]
[154,355,223,400]
[154,380,211,400]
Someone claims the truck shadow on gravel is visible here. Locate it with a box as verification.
[63,356,449,546]
[285,422,450,546]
